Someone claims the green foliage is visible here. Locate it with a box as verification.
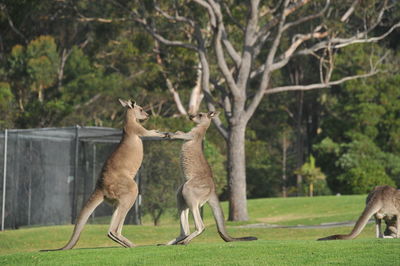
[295,155,326,184]
[0,82,16,128]
[314,43,400,194]
[26,36,59,101]
[140,141,181,226]
[245,139,281,198]
[295,155,329,196]
[315,135,397,194]
[203,140,227,195]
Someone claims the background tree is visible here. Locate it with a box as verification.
[294,155,327,197]
[314,44,400,194]
[126,0,400,220]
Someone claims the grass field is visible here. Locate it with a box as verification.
[1,194,399,265]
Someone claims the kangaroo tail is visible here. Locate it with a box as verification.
[318,200,381,241]
[208,192,257,242]
[41,190,104,251]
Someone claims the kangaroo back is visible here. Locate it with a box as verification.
[208,192,257,242]
[41,190,104,251]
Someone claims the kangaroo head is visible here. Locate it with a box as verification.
[188,111,219,125]
[119,98,149,121]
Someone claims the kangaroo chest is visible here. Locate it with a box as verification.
[180,141,211,179]
[105,135,143,178]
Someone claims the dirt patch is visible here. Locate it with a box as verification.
[257,213,331,223]
[235,220,373,229]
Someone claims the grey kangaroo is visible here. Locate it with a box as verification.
[42,99,167,251]
[318,185,400,240]
[166,111,257,245]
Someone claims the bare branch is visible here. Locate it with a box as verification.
[76,17,126,23]
[257,0,312,39]
[284,0,312,17]
[134,16,198,50]
[206,0,240,97]
[193,0,217,28]
[195,0,241,67]
[0,4,27,44]
[165,78,188,115]
[270,29,329,72]
[282,0,330,31]
[154,4,195,27]
[265,70,380,95]
[236,0,260,92]
[188,63,204,114]
[154,40,188,115]
[340,0,360,22]
[245,0,290,121]
[297,21,400,56]
[193,22,229,139]
[221,1,245,32]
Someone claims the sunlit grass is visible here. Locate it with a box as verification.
[1,194,397,265]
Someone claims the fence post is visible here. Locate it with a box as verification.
[72,125,80,224]
[1,129,8,231]
[91,143,96,222]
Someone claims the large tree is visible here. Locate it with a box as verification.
[121,0,400,221]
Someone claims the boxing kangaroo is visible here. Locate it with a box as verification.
[166,111,257,245]
[42,99,167,251]
[318,185,400,240]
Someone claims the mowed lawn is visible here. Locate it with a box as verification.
[1,194,399,265]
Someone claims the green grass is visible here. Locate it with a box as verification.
[139,194,367,227]
[1,194,399,265]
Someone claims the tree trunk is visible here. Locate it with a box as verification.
[228,123,248,221]
[295,91,304,195]
[38,84,44,103]
[282,132,288,198]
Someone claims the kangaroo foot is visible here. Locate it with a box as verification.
[107,232,135,248]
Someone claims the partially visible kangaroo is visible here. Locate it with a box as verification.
[318,185,400,241]
[383,216,398,238]
[166,111,257,245]
[42,99,167,251]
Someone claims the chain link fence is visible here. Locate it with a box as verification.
[0,126,181,230]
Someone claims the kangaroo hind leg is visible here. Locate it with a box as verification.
[107,191,137,248]
[375,217,383,238]
[167,208,190,245]
[180,204,205,245]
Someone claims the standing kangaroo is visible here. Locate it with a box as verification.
[42,99,167,251]
[318,185,400,240]
[166,111,257,245]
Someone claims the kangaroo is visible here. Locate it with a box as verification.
[318,185,400,241]
[42,99,167,251]
[166,111,257,245]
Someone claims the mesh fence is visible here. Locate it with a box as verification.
[0,127,182,229]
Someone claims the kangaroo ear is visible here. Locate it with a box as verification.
[119,99,129,107]
[207,111,216,118]
[119,99,133,108]
[129,99,136,107]
[207,111,220,118]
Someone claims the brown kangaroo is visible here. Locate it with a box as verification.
[166,111,257,245]
[318,185,400,240]
[42,99,167,251]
